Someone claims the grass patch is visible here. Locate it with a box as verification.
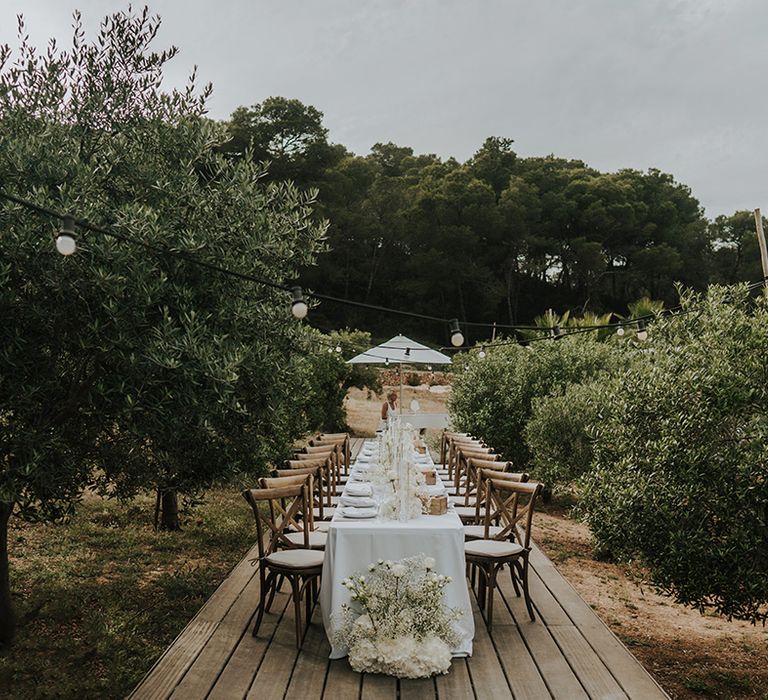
[0,487,253,699]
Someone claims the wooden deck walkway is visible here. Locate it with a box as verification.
[130,439,668,700]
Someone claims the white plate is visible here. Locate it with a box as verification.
[341,506,378,519]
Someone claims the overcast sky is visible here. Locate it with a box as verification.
[1,0,765,218]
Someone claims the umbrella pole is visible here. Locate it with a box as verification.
[399,363,403,415]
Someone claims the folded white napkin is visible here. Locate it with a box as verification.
[346,482,373,497]
[340,495,376,507]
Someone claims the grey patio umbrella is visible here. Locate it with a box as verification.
[347,334,452,414]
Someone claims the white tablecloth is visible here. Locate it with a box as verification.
[319,441,474,659]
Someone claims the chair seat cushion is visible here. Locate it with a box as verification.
[463,525,504,540]
[266,549,324,569]
[315,521,331,532]
[453,506,479,517]
[465,540,524,558]
[450,496,477,507]
[285,531,327,549]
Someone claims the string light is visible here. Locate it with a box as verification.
[1,191,766,339]
[636,320,648,341]
[478,347,486,359]
[55,215,76,256]
[291,286,308,320]
[449,319,464,347]
[335,345,342,353]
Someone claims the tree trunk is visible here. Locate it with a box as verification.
[0,502,15,647]
[159,489,181,531]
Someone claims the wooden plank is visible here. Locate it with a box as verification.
[207,591,291,700]
[285,607,331,698]
[244,588,302,700]
[549,626,628,700]
[532,557,668,699]
[400,676,436,699]
[489,579,552,699]
[130,620,218,700]
[170,567,262,699]
[509,566,626,699]
[497,570,588,700]
[323,659,362,700]
[509,616,588,700]
[464,597,512,698]
[360,672,397,700]
[435,658,474,699]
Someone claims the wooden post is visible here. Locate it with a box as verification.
[754,208,768,287]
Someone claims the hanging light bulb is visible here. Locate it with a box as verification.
[55,215,76,256]
[478,347,486,359]
[427,365,432,371]
[616,326,626,336]
[405,347,411,357]
[327,346,333,354]
[385,357,390,366]
[291,286,308,319]
[636,320,648,341]
[449,319,464,347]
[551,325,563,340]
[335,345,342,353]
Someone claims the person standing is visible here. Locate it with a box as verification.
[377,390,398,431]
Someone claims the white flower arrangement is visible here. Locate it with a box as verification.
[371,417,426,521]
[334,554,463,678]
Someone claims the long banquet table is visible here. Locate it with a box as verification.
[319,439,475,659]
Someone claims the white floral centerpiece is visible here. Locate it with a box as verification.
[370,417,425,521]
[334,554,462,678]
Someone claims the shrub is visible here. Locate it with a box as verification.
[449,337,627,468]
[581,285,768,622]
[406,372,421,387]
[524,379,609,491]
[301,329,380,432]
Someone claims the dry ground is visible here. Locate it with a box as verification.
[350,381,768,699]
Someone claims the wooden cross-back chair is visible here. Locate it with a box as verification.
[275,464,335,530]
[286,457,333,510]
[300,444,342,493]
[448,439,488,482]
[452,455,505,524]
[243,484,324,648]
[464,466,529,537]
[452,446,495,495]
[464,478,543,629]
[440,431,470,467]
[260,474,327,550]
[314,433,350,475]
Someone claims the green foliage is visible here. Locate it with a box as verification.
[221,97,721,341]
[0,6,327,639]
[581,285,768,622]
[524,379,609,491]
[300,329,380,433]
[449,338,625,469]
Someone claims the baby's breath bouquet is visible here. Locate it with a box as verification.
[334,554,462,678]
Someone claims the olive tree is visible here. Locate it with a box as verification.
[0,8,326,644]
[449,338,625,470]
[581,285,768,622]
